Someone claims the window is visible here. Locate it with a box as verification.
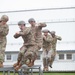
[6,54,11,60]
[58,53,73,61]
[59,54,64,60]
[66,54,72,60]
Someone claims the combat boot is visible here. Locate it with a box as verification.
[43,58,47,71]
[43,67,46,71]
[13,61,20,68]
[45,66,49,71]
[14,63,22,71]
[48,58,53,68]
[0,62,3,68]
[27,52,37,67]
[49,64,52,68]
[27,60,34,67]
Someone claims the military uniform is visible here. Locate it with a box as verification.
[31,23,47,51]
[28,18,46,51]
[49,31,62,68]
[28,18,47,66]
[14,27,34,60]
[32,23,47,60]
[42,29,53,71]
[0,15,9,67]
[13,24,38,71]
[51,35,62,50]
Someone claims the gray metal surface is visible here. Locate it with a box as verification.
[0,65,43,75]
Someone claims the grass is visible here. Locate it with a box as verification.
[0,72,75,75]
[44,73,75,75]
[0,72,18,75]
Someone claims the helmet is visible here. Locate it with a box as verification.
[1,15,9,22]
[18,21,26,26]
[28,18,35,22]
[42,29,49,33]
[51,31,55,34]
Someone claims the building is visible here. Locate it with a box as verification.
[4,42,75,71]
[2,18,75,71]
[0,0,75,72]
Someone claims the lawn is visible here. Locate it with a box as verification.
[0,72,75,75]
[44,73,75,75]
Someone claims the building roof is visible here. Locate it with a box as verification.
[6,43,22,52]
[5,42,75,52]
[56,42,75,51]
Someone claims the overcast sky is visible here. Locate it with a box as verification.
[0,0,75,11]
[0,0,75,22]
[0,0,75,46]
